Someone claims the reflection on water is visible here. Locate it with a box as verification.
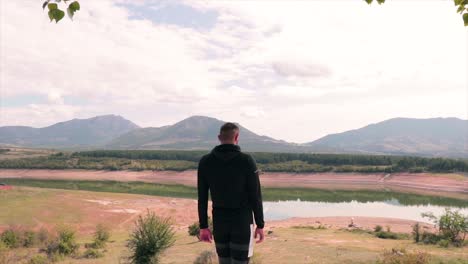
[264,199,468,223]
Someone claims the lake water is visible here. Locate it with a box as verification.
[264,199,468,223]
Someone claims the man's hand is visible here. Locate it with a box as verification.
[254,227,264,244]
[199,228,212,243]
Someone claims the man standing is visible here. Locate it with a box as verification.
[198,122,265,264]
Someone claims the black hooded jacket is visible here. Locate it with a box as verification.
[197,144,264,229]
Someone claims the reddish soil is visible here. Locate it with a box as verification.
[0,185,12,190]
[0,187,434,235]
[0,169,466,199]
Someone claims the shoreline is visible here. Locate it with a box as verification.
[0,169,466,200]
[0,186,437,235]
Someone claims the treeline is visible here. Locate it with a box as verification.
[74,150,468,172]
[0,150,466,173]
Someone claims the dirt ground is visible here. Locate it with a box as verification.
[0,187,435,235]
[0,169,466,199]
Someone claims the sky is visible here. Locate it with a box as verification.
[0,0,467,143]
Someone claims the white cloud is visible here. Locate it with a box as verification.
[1,0,466,142]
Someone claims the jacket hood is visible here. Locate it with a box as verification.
[211,144,242,162]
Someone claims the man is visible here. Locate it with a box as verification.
[198,122,265,264]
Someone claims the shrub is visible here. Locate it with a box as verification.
[83,248,104,259]
[28,255,49,264]
[127,210,176,264]
[377,248,430,264]
[92,224,110,249]
[374,225,383,232]
[421,231,442,245]
[193,250,217,264]
[374,229,408,240]
[23,231,37,248]
[376,231,399,239]
[46,226,79,258]
[37,228,50,246]
[1,228,22,248]
[188,218,213,238]
[438,239,450,248]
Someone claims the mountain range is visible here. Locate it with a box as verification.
[0,115,466,158]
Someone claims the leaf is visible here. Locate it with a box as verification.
[48,8,65,23]
[457,5,465,13]
[67,6,74,19]
[377,0,385,4]
[365,0,373,4]
[69,1,80,12]
[455,0,461,6]
[42,1,50,10]
[463,13,468,26]
[48,3,58,10]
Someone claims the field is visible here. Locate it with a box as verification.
[1,187,467,264]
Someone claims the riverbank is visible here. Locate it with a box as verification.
[0,169,466,199]
[0,187,436,234]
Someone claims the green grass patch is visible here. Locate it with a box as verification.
[1,178,467,208]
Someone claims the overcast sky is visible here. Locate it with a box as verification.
[1,0,467,143]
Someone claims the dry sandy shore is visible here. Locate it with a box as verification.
[0,187,435,234]
[0,169,466,199]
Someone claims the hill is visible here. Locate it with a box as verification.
[306,117,467,157]
[1,115,466,157]
[106,116,302,152]
[0,115,139,148]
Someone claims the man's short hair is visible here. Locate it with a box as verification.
[219,122,239,141]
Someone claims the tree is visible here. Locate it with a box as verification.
[365,0,468,26]
[422,208,468,246]
[42,0,80,23]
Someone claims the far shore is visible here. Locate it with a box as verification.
[0,169,466,200]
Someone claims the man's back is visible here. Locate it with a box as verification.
[197,122,264,264]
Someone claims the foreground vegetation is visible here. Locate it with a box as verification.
[0,149,467,173]
[1,178,467,207]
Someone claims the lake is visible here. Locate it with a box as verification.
[264,199,468,223]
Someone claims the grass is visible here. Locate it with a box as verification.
[1,178,467,207]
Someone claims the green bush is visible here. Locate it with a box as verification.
[127,211,176,264]
[188,218,213,238]
[23,231,37,248]
[374,225,383,232]
[438,239,450,248]
[421,231,442,245]
[37,228,50,246]
[46,226,79,258]
[83,248,104,259]
[1,228,22,248]
[28,255,49,264]
[375,231,399,239]
[193,250,217,264]
[93,224,110,249]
